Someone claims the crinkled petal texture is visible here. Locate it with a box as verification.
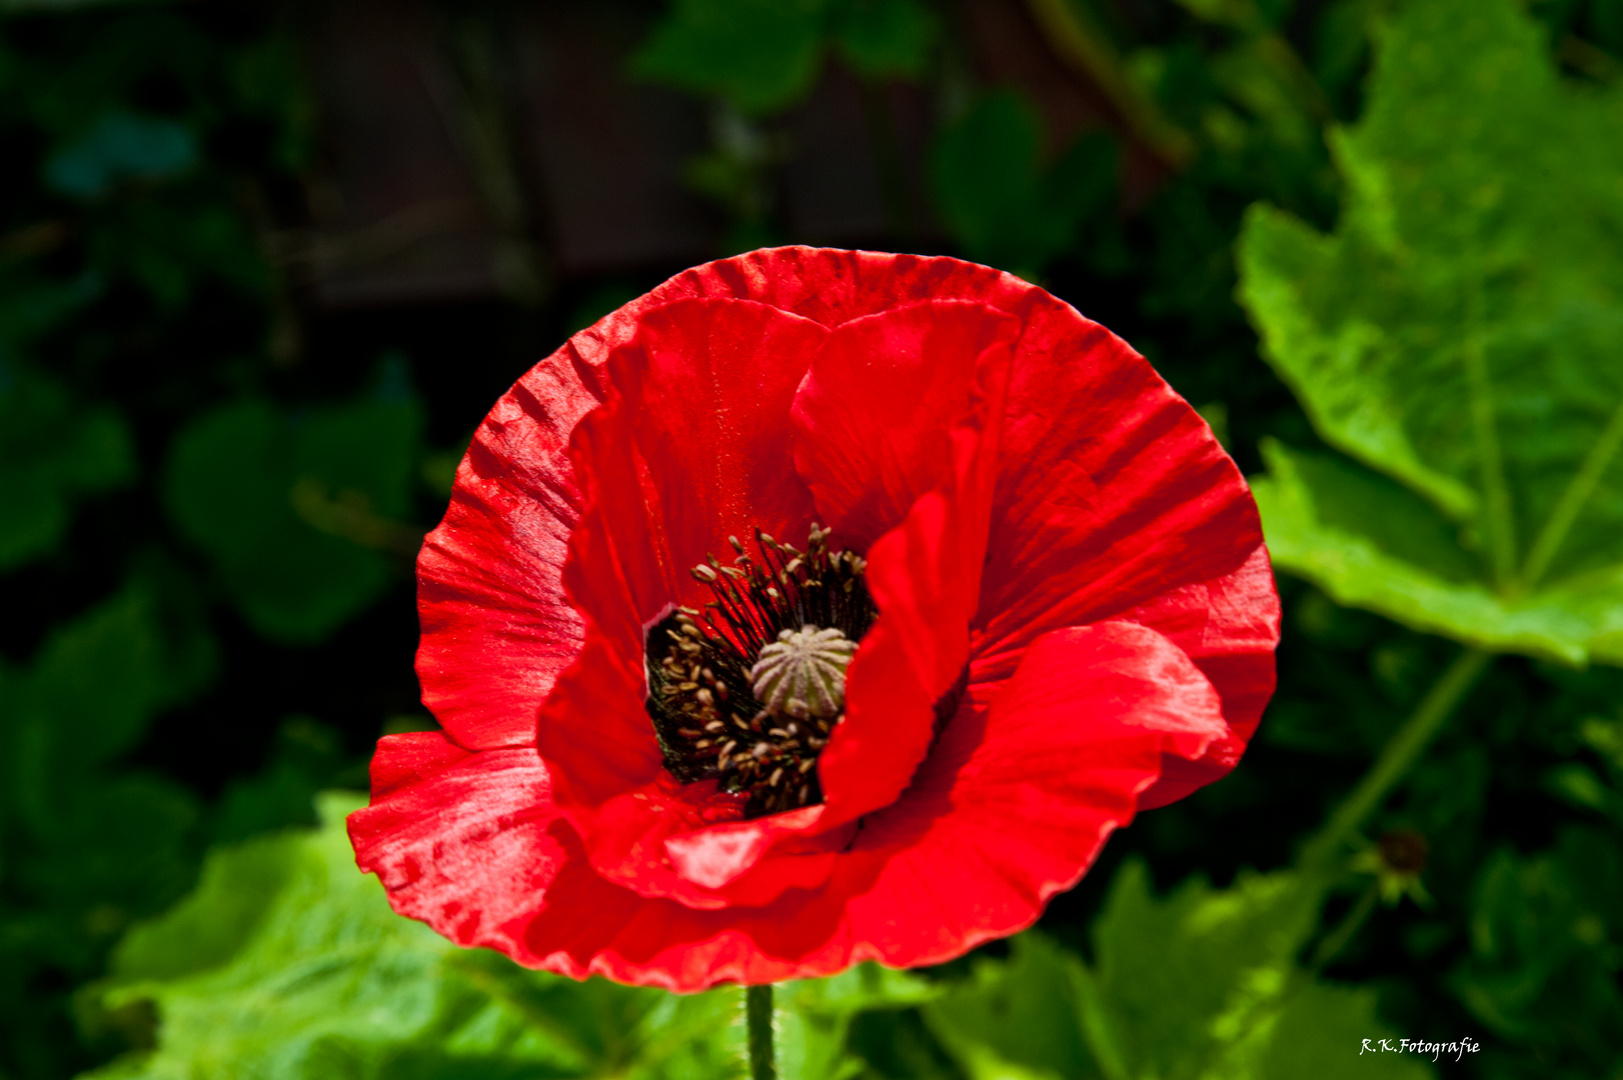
[351,247,1280,990]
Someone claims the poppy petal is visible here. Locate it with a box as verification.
[976,292,1264,662]
[347,736,567,959]
[415,355,604,750]
[790,300,1022,550]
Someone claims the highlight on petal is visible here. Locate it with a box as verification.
[347,736,567,958]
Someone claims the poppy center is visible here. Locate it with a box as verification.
[644,524,876,818]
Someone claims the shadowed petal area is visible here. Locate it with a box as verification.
[347,734,567,959]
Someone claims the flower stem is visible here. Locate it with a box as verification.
[1520,391,1623,588]
[1300,647,1493,874]
[1309,882,1379,972]
[746,984,776,1080]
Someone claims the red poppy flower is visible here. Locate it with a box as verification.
[348,247,1280,991]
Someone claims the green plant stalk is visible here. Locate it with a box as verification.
[1023,0,1196,168]
[746,983,776,1080]
[1463,284,1518,588]
[1309,881,1379,972]
[1300,647,1493,874]
[1521,392,1623,588]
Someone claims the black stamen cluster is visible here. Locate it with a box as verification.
[645,524,876,818]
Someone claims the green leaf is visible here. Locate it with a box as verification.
[0,579,210,980]
[163,391,421,643]
[929,91,1117,280]
[1237,0,1623,662]
[925,933,1105,1080]
[0,366,134,570]
[84,793,750,1080]
[5,580,211,807]
[829,0,935,80]
[924,863,1431,1080]
[632,0,826,114]
[778,964,943,1080]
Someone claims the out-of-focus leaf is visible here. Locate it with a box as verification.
[212,717,353,843]
[82,794,742,1079]
[929,91,1117,279]
[163,388,422,643]
[778,964,943,1080]
[5,580,211,805]
[926,934,1104,1080]
[1238,0,1623,662]
[925,864,1431,1080]
[87,199,268,307]
[0,578,210,982]
[0,365,134,570]
[43,111,196,199]
[829,0,935,80]
[633,0,826,114]
[1451,828,1623,1072]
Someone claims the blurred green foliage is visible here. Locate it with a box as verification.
[0,0,1620,1077]
[633,0,936,113]
[929,91,1116,281]
[164,382,422,643]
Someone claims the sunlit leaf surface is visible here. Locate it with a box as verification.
[1239,0,1623,662]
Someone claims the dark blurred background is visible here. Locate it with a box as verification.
[2,0,1621,1077]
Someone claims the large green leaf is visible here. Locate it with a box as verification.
[1252,441,1623,664]
[777,964,942,1080]
[924,862,1431,1080]
[163,391,421,643]
[1237,0,1623,663]
[81,794,946,1080]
